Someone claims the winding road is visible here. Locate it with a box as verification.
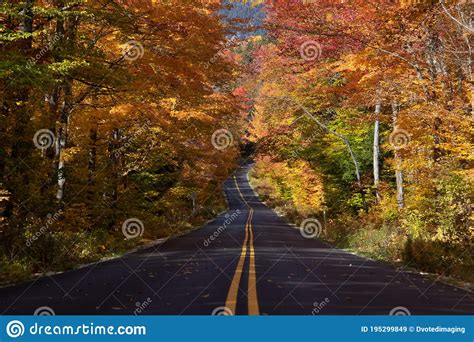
[1,164,473,315]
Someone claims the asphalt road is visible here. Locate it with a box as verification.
[1,164,473,315]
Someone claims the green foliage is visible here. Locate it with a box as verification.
[0,256,33,286]
[433,173,472,243]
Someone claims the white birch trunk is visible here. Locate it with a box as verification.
[373,97,381,202]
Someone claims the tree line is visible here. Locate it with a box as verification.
[242,0,473,282]
[0,0,243,282]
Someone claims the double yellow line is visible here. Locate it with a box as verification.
[225,176,259,315]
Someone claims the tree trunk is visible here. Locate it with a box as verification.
[40,17,64,195]
[87,126,98,203]
[373,97,381,202]
[464,34,474,119]
[108,128,121,224]
[55,81,72,202]
[55,7,79,202]
[10,0,33,161]
[392,102,404,209]
[425,34,442,163]
[46,86,60,160]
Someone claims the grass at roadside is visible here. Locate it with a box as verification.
[0,190,227,287]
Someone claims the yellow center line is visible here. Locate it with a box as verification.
[224,203,249,314]
[247,210,259,315]
[224,175,260,315]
